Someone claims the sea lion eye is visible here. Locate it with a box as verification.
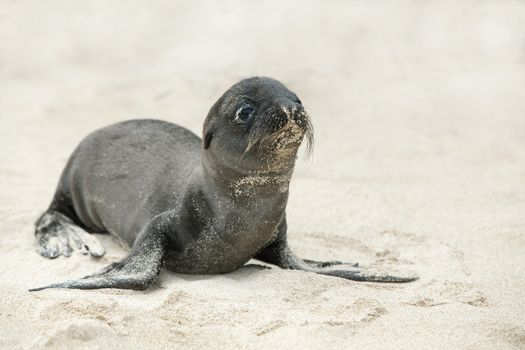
[235,104,255,123]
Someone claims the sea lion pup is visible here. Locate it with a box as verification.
[30,77,417,291]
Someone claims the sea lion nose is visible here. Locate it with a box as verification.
[289,105,307,127]
[261,99,307,134]
[275,98,305,123]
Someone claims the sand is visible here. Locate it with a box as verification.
[1,0,524,349]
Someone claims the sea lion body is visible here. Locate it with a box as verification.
[57,120,198,245]
[31,77,416,292]
[55,119,285,274]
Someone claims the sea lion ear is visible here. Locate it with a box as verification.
[203,97,222,150]
[203,131,213,150]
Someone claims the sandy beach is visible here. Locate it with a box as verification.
[1,0,524,349]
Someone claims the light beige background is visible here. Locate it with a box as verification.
[1,1,524,349]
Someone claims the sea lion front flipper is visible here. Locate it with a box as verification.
[29,229,168,291]
[317,268,418,282]
[256,218,418,283]
[303,259,359,268]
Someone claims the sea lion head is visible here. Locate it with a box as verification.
[202,77,313,174]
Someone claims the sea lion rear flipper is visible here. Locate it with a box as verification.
[29,230,168,291]
[35,211,105,258]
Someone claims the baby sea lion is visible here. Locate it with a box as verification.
[30,77,417,291]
